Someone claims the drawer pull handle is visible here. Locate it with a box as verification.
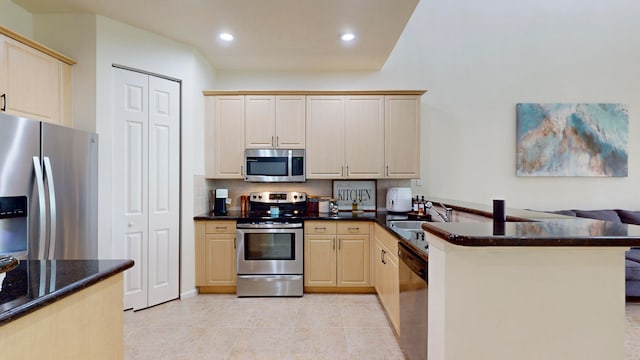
[216,226,227,230]
[348,227,360,231]
[315,227,326,231]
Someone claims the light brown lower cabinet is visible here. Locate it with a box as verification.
[304,221,372,291]
[195,220,237,293]
[374,223,400,335]
[0,274,124,359]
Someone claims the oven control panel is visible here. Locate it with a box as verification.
[249,191,306,204]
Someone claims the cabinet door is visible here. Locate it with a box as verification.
[385,95,420,178]
[202,234,237,285]
[0,35,60,124]
[345,96,385,178]
[245,95,276,148]
[205,96,245,178]
[196,221,237,287]
[275,95,305,148]
[337,234,370,286]
[306,96,345,178]
[374,229,400,335]
[304,235,337,286]
[374,239,385,296]
[386,251,400,334]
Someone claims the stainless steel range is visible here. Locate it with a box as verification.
[236,191,306,297]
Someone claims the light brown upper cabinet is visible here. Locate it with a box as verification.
[203,90,425,180]
[0,28,74,127]
[245,95,305,149]
[385,95,420,178]
[204,95,245,178]
[306,95,385,179]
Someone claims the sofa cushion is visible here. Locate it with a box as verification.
[618,210,640,225]
[627,249,640,263]
[573,209,622,223]
[627,260,640,281]
[549,210,577,217]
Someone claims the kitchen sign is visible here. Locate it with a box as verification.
[332,180,376,212]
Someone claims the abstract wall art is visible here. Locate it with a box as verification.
[516,103,628,177]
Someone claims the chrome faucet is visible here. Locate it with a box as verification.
[425,201,453,222]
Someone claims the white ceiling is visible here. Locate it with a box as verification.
[13,0,420,71]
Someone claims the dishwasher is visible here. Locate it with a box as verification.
[398,242,428,360]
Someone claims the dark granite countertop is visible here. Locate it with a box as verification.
[193,210,379,221]
[422,218,640,247]
[194,197,640,254]
[0,259,134,326]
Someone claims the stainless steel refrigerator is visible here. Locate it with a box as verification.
[0,112,98,260]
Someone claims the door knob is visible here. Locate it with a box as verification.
[128,222,134,227]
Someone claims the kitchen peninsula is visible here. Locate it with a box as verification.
[195,197,640,359]
[0,259,134,359]
[421,204,640,360]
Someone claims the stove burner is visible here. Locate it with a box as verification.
[245,191,307,222]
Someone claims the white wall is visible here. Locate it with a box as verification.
[29,13,216,297]
[216,0,640,210]
[94,16,215,296]
[0,0,33,36]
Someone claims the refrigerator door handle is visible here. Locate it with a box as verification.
[33,157,47,260]
[43,157,57,260]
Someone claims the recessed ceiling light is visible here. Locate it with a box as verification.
[219,33,234,42]
[341,33,355,42]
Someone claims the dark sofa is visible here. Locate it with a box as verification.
[551,209,640,297]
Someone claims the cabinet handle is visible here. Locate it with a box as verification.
[314,226,326,231]
[338,238,341,250]
[216,226,227,230]
[333,237,336,250]
[271,136,275,147]
[1,94,5,112]
[234,237,236,249]
[386,165,389,176]
[346,165,349,176]
[381,249,386,264]
[348,227,360,231]
[276,136,279,147]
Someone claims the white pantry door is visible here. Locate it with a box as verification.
[113,68,180,310]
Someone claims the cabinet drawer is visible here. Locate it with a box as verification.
[305,221,337,235]
[337,222,369,235]
[205,221,236,234]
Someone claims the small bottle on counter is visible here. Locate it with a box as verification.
[412,196,419,212]
[418,196,425,215]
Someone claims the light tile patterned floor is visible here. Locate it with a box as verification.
[124,293,403,360]
[125,294,640,359]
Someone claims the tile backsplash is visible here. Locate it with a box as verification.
[198,178,411,214]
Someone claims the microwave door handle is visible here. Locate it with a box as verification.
[44,157,57,260]
[33,157,47,260]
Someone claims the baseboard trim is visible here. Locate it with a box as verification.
[180,288,198,299]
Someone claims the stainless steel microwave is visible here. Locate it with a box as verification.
[244,149,305,182]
